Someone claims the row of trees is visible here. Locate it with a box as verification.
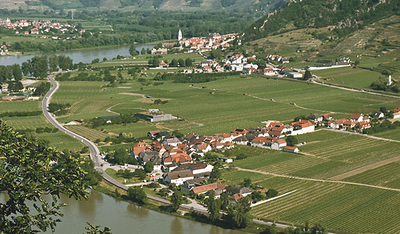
[0,64,22,84]
[158,72,237,83]
[21,55,73,79]
[89,114,140,128]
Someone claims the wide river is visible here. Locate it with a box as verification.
[0,45,245,233]
[0,44,154,66]
[1,191,244,234]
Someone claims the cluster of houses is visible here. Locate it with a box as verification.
[177,31,238,53]
[156,30,238,54]
[182,181,253,204]
[265,54,290,64]
[0,45,9,56]
[0,18,83,36]
[132,119,319,185]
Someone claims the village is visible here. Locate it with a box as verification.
[99,106,400,206]
[0,17,83,42]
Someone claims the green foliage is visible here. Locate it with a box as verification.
[127,186,147,204]
[33,81,51,96]
[236,153,247,160]
[48,103,71,114]
[144,161,154,173]
[285,135,299,146]
[220,192,229,210]
[159,72,238,83]
[0,120,88,233]
[129,45,139,56]
[185,58,193,67]
[363,120,400,134]
[0,111,42,118]
[370,78,399,93]
[206,194,221,223]
[170,190,183,212]
[106,148,136,165]
[303,70,312,80]
[89,114,140,128]
[242,178,252,187]
[210,167,222,181]
[225,196,252,229]
[245,0,400,41]
[84,222,112,234]
[265,188,279,198]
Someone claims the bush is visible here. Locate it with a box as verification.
[266,189,279,198]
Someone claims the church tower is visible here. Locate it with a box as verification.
[388,75,392,86]
[178,29,182,42]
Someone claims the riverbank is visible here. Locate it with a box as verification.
[94,180,269,233]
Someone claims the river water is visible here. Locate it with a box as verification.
[0,44,154,66]
[0,191,243,234]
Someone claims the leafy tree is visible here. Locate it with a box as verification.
[31,56,49,78]
[266,188,279,198]
[185,58,193,67]
[170,190,183,212]
[178,58,185,67]
[144,161,154,173]
[127,186,147,204]
[243,178,252,187]
[170,59,178,67]
[303,70,312,80]
[220,192,229,210]
[210,167,222,181]
[134,169,147,180]
[84,222,112,234]
[12,64,22,81]
[285,135,299,146]
[129,44,139,56]
[206,193,221,223]
[236,153,247,160]
[141,48,146,55]
[225,196,252,229]
[0,120,88,233]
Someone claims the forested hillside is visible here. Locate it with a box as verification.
[244,0,400,41]
[1,0,287,14]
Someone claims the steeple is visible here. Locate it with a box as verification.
[178,29,182,42]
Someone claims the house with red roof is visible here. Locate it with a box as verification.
[282,146,299,153]
[290,120,315,135]
[393,107,400,119]
[350,113,364,122]
[158,60,168,68]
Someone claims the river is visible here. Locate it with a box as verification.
[0,44,154,66]
[0,191,244,234]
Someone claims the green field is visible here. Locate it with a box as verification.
[220,129,400,233]
[313,67,381,89]
[52,73,400,137]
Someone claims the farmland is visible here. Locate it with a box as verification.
[222,130,400,233]
[51,70,400,136]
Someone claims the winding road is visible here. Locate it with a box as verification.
[42,73,208,212]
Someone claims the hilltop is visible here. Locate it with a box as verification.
[244,0,399,42]
[239,0,400,82]
[1,0,287,13]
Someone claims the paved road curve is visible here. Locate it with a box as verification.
[42,74,199,209]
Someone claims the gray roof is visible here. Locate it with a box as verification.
[138,151,162,165]
[226,186,252,195]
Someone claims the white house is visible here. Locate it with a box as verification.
[164,170,194,186]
